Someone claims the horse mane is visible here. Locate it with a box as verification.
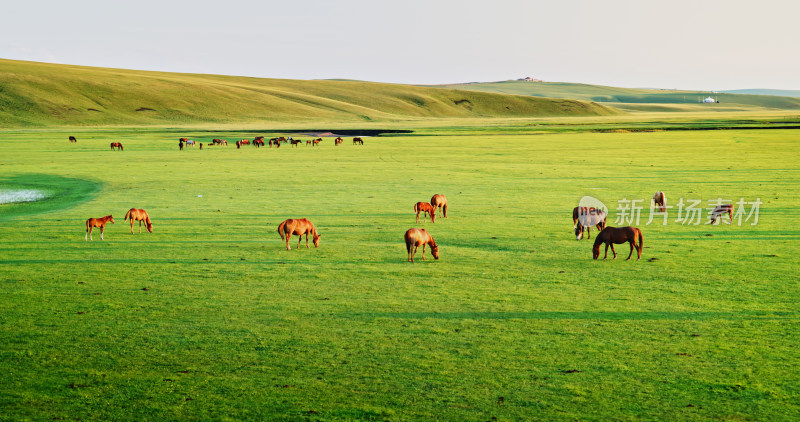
[592,233,604,248]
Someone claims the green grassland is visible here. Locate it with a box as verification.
[1,126,798,421]
[435,80,800,111]
[0,59,616,128]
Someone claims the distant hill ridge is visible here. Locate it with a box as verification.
[434,80,800,110]
[0,59,616,127]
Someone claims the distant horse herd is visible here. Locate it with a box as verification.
[76,135,736,261]
[74,134,366,152]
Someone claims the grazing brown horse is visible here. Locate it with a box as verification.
[404,228,439,262]
[240,139,250,145]
[353,137,364,145]
[69,136,77,143]
[254,139,264,147]
[414,202,436,223]
[85,215,114,241]
[212,138,228,145]
[110,142,123,151]
[312,138,322,146]
[653,191,667,213]
[278,218,320,250]
[292,139,303,147]
[573,207,607,240]
[592,226,643,260]
[430,194,448,218]
[334,137,343,145]
[125,208,153,234]
[709,204,734,224]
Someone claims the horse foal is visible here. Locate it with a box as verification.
[85,215,114,241]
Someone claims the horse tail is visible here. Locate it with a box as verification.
[442,203,447,218]
[278,221,286,240]
[637,229,644,254]
[125,209,132,221]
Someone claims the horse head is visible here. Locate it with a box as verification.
[146,222,153,233]
[592,236,604,259]
[109,216,115,224]
[575,225,584,240]
[313,233,321,248]
[430,243,439,260]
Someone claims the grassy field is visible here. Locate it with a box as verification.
[1,125,798,421]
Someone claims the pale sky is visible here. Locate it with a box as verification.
[2,0,798,90]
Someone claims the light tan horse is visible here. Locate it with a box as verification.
[404,228,439,262]
[653,191,667,213]
[414,202,436,223]
[125,208,153,234]
[574,208,607,240]
[430,194,448,218]
[278,218,320,250]
[85,215,114,241]
[709,204,734,224]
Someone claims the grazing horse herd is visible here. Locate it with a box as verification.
[73,135,365,153]
[76,134,735,262]
[573,191,734,261]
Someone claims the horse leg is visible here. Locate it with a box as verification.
[286,234,291,250]
[100,226,104,241]
[603,243,609,260]
[627,241,634,260]
[421,244,426,260]
[139,220,143,234]
[416,211,420,223]
[610,244,617,260]
[87,226,92,241]
[297,234,302,249]
[412,245,418,262]
[305,233,310,248]
[586,226,591,239]
[130,220,134,234]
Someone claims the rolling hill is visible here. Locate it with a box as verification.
[721,89,800,98]
[0,59,616,127]
[434,80,800,110]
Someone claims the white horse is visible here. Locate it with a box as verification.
[653,191,666,213]
[575,209,607,240]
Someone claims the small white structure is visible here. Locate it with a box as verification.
[702,96,719,103]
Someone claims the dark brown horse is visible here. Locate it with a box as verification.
[254,139,264,147]
[709,204,734,224]
[414,202,436,223]
[69,136,77,143]
[573,207,607,240]
[430,194,448,218]
[334,137,343,145]
[278,218,320,250]
[85,215,114,241]
[110,142,123,151]
[353,137,364,145]
[312,138,322,146]
[404,228,439,262]
[125,208,153,234]
[291,139,303,147]
[653,191,667,213]
[592,226,643,260]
